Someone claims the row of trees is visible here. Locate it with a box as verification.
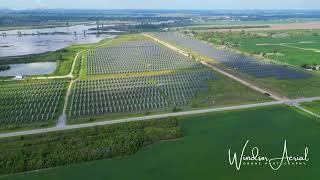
[0,118,182,175]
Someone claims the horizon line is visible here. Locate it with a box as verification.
[2,8,320,11]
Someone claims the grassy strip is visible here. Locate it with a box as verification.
[301,100,320,115]
[0,118,182,176]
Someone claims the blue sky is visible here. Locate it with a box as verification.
[1,0,319,9]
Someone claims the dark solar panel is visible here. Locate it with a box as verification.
[152,32,311,79]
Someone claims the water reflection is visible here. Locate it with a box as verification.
[0,62,56,76]
[0,25,116,57]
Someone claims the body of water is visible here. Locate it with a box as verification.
[0,62,56,76]
[0,25,116,57]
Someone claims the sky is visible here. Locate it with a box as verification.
[0,0,320,10]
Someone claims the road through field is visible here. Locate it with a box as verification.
[1,97,320,139]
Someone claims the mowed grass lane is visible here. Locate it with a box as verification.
[3,105,320,180]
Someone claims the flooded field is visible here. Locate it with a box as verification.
[0,25,116,57]
[0,62,56,76]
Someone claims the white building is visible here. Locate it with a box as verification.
[13,76,23,80]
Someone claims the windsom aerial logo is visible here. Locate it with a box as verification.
[228,140,309,171]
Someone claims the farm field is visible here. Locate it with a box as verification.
[152,32,320,98]
[196,29,320,67]
[4,105,320,180]
[189,21,320,32]
[0,81,67,132]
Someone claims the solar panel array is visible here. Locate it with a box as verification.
[152,32,310,79]
[0,81,67,126]
[68,71,214,119]
[86,40,202,75]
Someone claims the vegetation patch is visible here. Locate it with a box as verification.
[0,118,182,176]
[191,72,271,108]
[301,100,320,115]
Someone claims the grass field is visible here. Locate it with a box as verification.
[191,71,271,107]
[255,76,320,98]
[2,105,320,180]
[301,100,320,115]
[197,30,320,67]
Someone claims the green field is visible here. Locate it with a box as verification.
[3,105,320,180]
[254,76,320,98]
[191,72,270,107]
[197,30,320,67]
[301,100,320,115]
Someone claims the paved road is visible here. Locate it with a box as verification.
[1,97,319,139]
